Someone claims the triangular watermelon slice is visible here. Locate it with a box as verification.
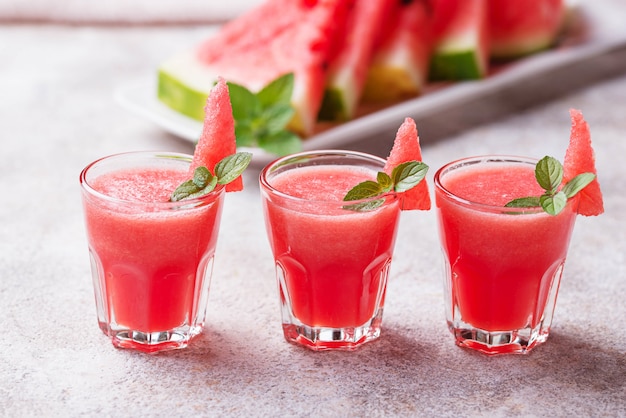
[429,0,489,81]
[190,77,242,192]
[384,117,431,210]
[563,109,604,216]
[318,0,395,121]
[362,0,433,103]
[158,0,351,137]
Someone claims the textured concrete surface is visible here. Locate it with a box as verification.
[1,3,625,417]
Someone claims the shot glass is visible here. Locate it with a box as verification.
[434,156,578,355]
[80,151,225,353]
[260,150,402,351]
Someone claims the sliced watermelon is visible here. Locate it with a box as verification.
[488,0,565,59]
[190,77,242,192]
[318,0,395,121]
[384,117,431,211]
[158,0,351,137]
[429,0,489,81]
[362,0,433,103]
[563,109,604,216]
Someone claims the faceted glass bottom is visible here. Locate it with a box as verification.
[282,312,383,351]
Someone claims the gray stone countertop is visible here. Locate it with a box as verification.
[1,4,625,417]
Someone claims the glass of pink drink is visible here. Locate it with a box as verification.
[260,150,402,351]
[434,156,578,355]
[80,151,224,353]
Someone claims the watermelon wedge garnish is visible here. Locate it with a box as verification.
[429,0,489,81]
[190,77,242,192]
[362,0,433,103]
[158,0,351,137]
[384,117,431,210]
[563,109,604,216]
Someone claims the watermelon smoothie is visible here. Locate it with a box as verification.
[80,152,224,353]
[434,156,578,355]
[260,151,401,351]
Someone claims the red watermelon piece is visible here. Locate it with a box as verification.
[563,109,604,216]
[190,77,242,192]
[488,0,565,59]
[384,117,431,211]
[318,0,396,121]
[159,0,351,137]
[429,0,489,81]
[362,0,433,103]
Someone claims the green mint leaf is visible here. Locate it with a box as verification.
[170,166,218,202]
[377,172,393,192]
[562,173,596,198]
[540,191,568,215]
[257,73,294,107]
[214,152,253,185]
[170,179,200,202]
[504,156,597,216]
[227,73,300,157]
[344,180,384,201]
[262,103,296,135]
[505,196,542,208]
[233,121,257,147]
[258,130,302,156]
[391,161,429,193]
[227,82,260,121]
[535,156,563,193]
[342,160,428,212]
[192,166,213,188]
[343,199,385,212]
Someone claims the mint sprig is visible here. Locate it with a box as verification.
[343,161,429,211]
[227,73,302,157]
[170,152,252,202]
[505,155,595,215]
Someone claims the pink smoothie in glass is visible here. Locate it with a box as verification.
[263,165,401,330]
[82,159,224,352]
[436,160,578,334]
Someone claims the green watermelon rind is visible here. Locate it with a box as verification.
[158,69,207,122]
[318,87,349,122]
[490,36,556,60]
[362,65,422,103]
[429,50,483,81]
[157,50,310,136]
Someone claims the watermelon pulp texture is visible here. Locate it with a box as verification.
[158,0,351,137]
[384,117,431,210]
[563,109,604,216]
[318,0,395,121]
[488,0,565,59]
[429,0,489,81]
[362,0,434,103]
[190,77,242,192]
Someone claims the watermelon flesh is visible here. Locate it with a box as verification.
[384,117,431,211]
[429,0,489,81]
[158,0,351,137]
[190,77,242,192]
[488,0,565,59]
[318,0,395,121]
[362,0,433,103]
[563,109,604,216]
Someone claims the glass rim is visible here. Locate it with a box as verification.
[79,151,225,209]
[259,149,397,206]
[433,154,550,214]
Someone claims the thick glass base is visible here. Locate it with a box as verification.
[448,320,550,355]
[282,313,383,351]
[99,322,202,354]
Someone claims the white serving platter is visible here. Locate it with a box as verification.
[115,4,626,165]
